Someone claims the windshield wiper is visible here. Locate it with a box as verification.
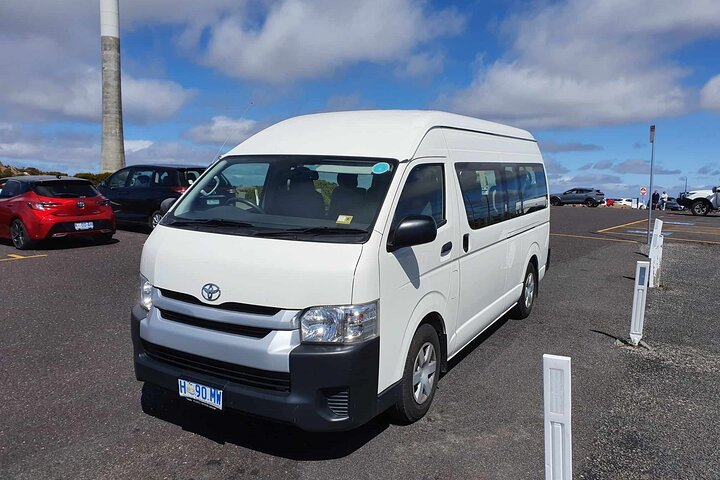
[168,218,255,228]
[255,226,367,237]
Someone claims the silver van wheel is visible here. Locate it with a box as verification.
[524,271,535,309]
[413,342,437,404]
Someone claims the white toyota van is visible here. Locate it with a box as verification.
[131,110,550,431]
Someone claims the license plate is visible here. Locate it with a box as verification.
[206,199,220,205]
[74,221,93,230]
[178,379,223,410]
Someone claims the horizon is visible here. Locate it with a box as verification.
[1,0,719,198]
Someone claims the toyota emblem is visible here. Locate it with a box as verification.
[77,201,85,208]
[201,283,221,301]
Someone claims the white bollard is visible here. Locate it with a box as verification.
[544,354,572,480]
[648,219,663,288]
[630,261,650,346]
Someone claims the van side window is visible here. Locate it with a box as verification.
[502,165,523,219]
[393,164,445,227]
[455,165,504,229]
[518,164,548,213]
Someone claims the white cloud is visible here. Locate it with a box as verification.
[442,0,720,129]
[700,74,720,110]
[0,2,196,123]
[200,0,464,83]
[184,116,258,146]
[395,52,445,78]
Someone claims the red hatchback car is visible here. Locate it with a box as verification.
[0,176,116,250]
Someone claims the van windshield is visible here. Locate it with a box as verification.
[163,155,397,242]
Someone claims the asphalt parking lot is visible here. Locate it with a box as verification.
[1,207,719,479]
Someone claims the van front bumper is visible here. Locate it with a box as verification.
[131,304,395,432]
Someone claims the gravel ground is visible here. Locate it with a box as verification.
[578,242,720,479]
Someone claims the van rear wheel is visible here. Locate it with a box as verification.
[389,324,440,424]
[512,262,537,319]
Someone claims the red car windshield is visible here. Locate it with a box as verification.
[33,181,99,198]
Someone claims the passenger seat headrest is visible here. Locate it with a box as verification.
[337,173,358,188]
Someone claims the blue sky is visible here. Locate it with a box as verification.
[1,0,719,197]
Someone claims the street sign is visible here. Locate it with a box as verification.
[649,125,655,143]
[640,187,647,196]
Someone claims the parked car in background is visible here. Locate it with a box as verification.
[614,198,632,207]
[664,197,683,211]
[98,164,207,229]
[0,176,115,249]
[678,187,720,216]
[550,188,605,207]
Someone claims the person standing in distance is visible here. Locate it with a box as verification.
[652,190,660,210]
[661,191,669,210]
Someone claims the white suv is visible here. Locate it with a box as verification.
[679,187,720,216]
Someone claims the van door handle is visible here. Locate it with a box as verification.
[463,234,469,252]
[441,242,452,255]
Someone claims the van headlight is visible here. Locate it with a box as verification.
[299,302,377,344]
[140,274,153,311]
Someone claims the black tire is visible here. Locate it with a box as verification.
[550,197,562,206]
[585,198,597,207]
[10,219,34,250]
[149,210,163,229]
[389,324,441,424]
[511,262,538,319]
[691,200,710,216]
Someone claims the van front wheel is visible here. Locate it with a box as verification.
[389,324,440,424]
[512,262,538,319]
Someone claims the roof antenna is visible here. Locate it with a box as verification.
[212,101,254,162]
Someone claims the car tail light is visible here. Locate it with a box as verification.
[97,197,111,206]
[170,186,187,193]
[27,201,61,211]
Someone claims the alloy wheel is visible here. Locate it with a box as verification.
[412,342,437,404]
[524,271,535,309]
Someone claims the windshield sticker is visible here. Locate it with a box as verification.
[371,162,391,174]
[336,215,353,225]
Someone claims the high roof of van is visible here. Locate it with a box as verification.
[224,110,535,161]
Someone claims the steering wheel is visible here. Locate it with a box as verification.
[200,176,220,196]
[225,197,265,214]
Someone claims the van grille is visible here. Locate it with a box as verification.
[141,340,290,393]
[325,389,350,418]
[158,309,271,339]
[159,289,281,316]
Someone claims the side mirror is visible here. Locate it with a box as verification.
[713,187,718,193]
[160,197,176,214]
[387,215,437,252]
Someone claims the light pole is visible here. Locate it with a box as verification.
[647,125,655,245]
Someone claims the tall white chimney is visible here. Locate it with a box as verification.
[100,0,125,173]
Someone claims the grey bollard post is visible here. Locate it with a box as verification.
[630,261,650,345]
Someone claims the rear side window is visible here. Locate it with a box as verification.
[128,169,154,188]
[180,169,204,186]
[154,169,179,187]
[456,162,548,229]
[34,181,99,198]
[393,164,445,227]
[518,165,548,214]
[0,180,23,198]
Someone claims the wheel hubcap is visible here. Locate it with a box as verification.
[151,214,162,228]
[11,223,23,247]
[524,272,535,309]
[412,342,437,404]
